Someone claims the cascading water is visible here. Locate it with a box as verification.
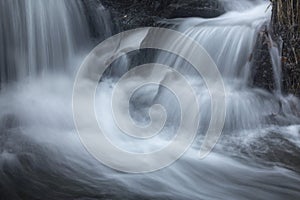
[1,0,300,199]
[0,0,91,87]
[269,35,283,94]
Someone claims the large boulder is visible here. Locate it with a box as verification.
[96,0,225,31]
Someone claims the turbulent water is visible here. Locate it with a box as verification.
[1,0,300,199]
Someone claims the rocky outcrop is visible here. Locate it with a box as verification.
[97,0,225,31]
[252,0,300,96]
[251,26,276,91]
[271,0,300,96]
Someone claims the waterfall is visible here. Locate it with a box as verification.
[268,35,283,94]
[1,0,300,199]
[0,0,90,87]
[220,0,267,11]
[148,2,291,132]
[177,3,270,83]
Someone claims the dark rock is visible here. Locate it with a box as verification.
[241,132,300,172]
[160,0,224,19]
[96,0,225,31]
[271,0,300,97]
[251,25,276,91]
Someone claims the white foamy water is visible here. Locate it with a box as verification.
[1,0,300,199]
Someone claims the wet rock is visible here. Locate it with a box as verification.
[241,132,300,172]
[160,0,224,19]
[251,26,276,92]
[91,0,225,31]
[271,0,300,97]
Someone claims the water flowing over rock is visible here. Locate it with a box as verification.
[1,0,300,199]
[0,0,91,87]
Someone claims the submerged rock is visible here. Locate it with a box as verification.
[242,132,300,172]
